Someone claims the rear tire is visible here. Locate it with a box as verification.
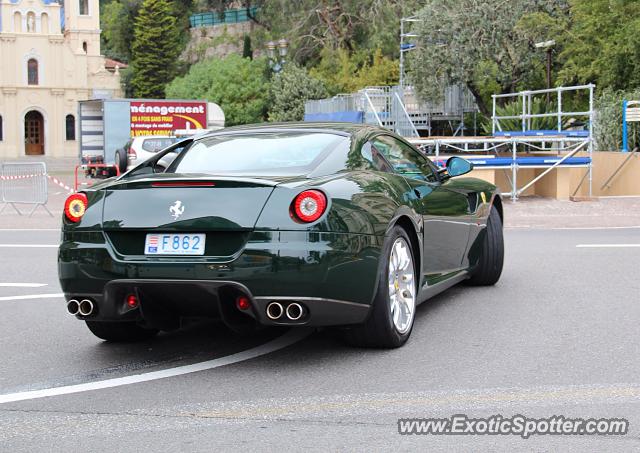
[343,226,416,348]
[115,150,127,175]
[467,205,504,286]
[85,321,158,342]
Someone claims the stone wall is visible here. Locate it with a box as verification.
[181,22,261,64]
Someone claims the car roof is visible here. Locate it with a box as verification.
[198,122,385,138]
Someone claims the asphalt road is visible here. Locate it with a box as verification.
[0,227,639,451]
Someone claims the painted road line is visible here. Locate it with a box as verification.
[0,244,58,248]
[576,244,640,248]
[0,293,63,301]
[0,283,47,288]
[506,225,640,230]
[0,328,311,405]
[0,229,60,231]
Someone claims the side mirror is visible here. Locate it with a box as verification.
[446,156,473,177]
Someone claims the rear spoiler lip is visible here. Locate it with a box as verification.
[105,174,306,189]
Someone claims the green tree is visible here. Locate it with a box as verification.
[100,0,142,62]
[242,34,253,59]
[268,64,327,122]
[166,54,269,125]
[257,0,420,63]
[558,0,640,91]
[130,0,183,98]
[310,48,399,95]
[408,0,568,115]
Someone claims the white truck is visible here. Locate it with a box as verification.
[78,99,224,177]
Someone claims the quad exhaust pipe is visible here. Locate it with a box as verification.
[266,302,284,320]
[67,298,95,317]
[79,299,94,316]
[285,303,304,321]
[66,299,80,316]
[266,301,306,321]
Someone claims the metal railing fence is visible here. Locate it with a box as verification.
[190,7,259,28]
[0,162,52,216]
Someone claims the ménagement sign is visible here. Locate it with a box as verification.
[129,101,207,137]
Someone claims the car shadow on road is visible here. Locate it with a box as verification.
[292,282,475,355]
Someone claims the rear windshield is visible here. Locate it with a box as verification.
[168,132,348,176]
[142,137,178,152]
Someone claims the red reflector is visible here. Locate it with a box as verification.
[151,182,216,187]
[236,296,251,311]
[64,193,88,223]
[126,294,139,308]
[291,190,327,223]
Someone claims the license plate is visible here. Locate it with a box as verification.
[145,234,205,255]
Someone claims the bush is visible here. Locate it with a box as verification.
[268,65,327,122]
[310,48,399,96]
[481,98,557,134]
[166,54,270,126]
[593,88,640,151]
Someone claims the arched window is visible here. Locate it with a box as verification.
[79,0,89,15]
[13,12,22,32]
[65,114,76,141]
[82,41,88,53]
[27,59,38,85]
[41,12,50,34]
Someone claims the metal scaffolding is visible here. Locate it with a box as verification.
[408,85,595,201]
[304,85,476,137]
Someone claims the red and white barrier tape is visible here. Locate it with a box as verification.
[0,173,43,181]
[46,175,75,193]
[0,172,74,193]
[0,168,80,195]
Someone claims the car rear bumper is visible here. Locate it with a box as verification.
[58,230,382,328]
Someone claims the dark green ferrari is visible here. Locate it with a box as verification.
[59,122,504,348]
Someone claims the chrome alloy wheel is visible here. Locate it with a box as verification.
[388,237,415,334]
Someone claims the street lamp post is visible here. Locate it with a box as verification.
[535,40,556,102]
[266,38,288,73]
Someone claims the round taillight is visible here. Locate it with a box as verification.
[291,190,327,223]
[64,193,88,223]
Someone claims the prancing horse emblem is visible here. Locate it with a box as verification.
[169,200,185,220]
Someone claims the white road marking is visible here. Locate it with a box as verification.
[0,283,47,288]
[0,229,59,231]
[506,225,640,230]
[0,293,63,301]
[576,244,640,248]
[0,328,311,405]
[0,244,58,248]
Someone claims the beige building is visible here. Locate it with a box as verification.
[0,0,121,158]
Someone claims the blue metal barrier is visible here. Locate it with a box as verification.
[432,156,591,168]
[494,130,589,138]
[304,111,364,123]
